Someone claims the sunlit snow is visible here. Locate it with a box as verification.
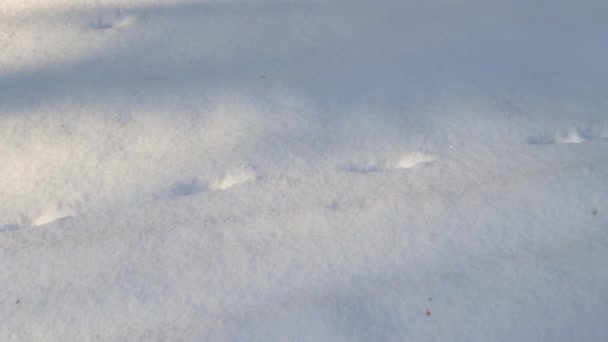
[1,0,607,340]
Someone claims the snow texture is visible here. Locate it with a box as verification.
[1,0,608,340]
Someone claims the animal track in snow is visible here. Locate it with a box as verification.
[342,151,437,174]
[164,165,257,199]
[89,12,137,30]
[168,178,207,198]
[342,163,384,174]
[527,127,606,145]
[0,224,20,233]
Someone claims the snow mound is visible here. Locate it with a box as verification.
[211,165,257,190]
[33,205,73,226]
[396,152,437,169]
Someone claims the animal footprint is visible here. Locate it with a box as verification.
[342,163,384,174]
[90,12,137,30]
[0,224,20,233]
[342,151,437,174]
[168,178,207,198]
[528,127,605,145]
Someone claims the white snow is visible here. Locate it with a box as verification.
[32,204,74,226]
[210,165,257,190]
[396,151,437,169]
[1,0,608,340]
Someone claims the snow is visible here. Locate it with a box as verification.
[396,151,437,169]
[1,0,608,340]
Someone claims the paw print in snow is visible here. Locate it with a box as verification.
[527,126,606,145]
[90,12,137,30]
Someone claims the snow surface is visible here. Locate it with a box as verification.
[1,0,608,340]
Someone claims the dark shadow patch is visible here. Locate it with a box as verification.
[326,201,341,211]
[168,178,207,197]
[0,224,20,233]
[526,135,554,145]
[341,164,384,174]
[89,19,115,30]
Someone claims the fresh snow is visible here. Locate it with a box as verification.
[1,0,608,340]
